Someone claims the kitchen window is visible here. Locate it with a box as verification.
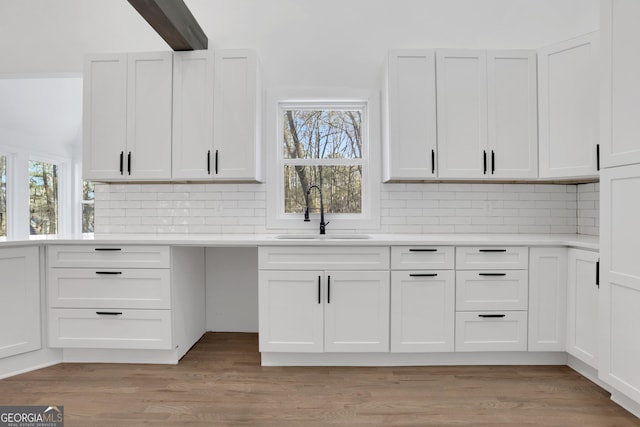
[82,180,95,234]
[266,90,380,230]
[0,155,6,239]
[29,160,59,235]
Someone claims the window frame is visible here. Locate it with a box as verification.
[27,154,71,239]
[266,88,380,231]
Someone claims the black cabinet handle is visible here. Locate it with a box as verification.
[596,144,600,171]
[431,149,435,174]
[409,273,438,277]
[409,248,437,252]
[327,275,331,304]
[119,151,124,175]
[127,152,132,175]
[491,150,495,174]
[95,271,123,275]
[478,314,506,318]
[478,273,507,277]
[215,150,219,174]
[483,150,487,174]
[94,248,122,251]
[318,276,321,304]
[96,311,123,316]
[479,249,507,253]
[207,150,211,174]
[596,259,600,288]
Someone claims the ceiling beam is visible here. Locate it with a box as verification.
[127,0,208,51]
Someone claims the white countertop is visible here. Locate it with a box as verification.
[0,233,600,251]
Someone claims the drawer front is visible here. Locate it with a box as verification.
[259,246,390,270]
[455,311,528,352]
[48,309,172,350]
[48,269,171,309]
[391,246,454,270]
[47,245,170,269]
[456,247,528,270]
[456,270,528,311]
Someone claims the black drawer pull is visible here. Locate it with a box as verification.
[478,273,507,277]
[96,311,122,316]
[95,271,123,275]
[409,273,438,277]
[409,248,438,252]
[478,314,506,318]
[94,248,122,251]
[479,249,507,252]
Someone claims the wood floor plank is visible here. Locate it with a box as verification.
[0,333,638,426]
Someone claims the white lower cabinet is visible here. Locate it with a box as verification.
[566,248,599,368]
[455,311,528,352]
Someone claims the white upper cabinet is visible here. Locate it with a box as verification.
[437,49,537,179]
[172,50,215,180]
[601,0,640,168]
[383,50,437,180]
[213,50,262,181]
[84,52,173,181]
[538,33,599,179]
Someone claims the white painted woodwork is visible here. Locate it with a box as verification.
[538,33,599,178]
[258,246,389,271]
[213,49,262,181]
[383,49,437,180]
[528,247,567,352]
[0,247,41,359]
[487,50,538,179]
[258,270,324,352]
[455,270,528,311]
[567,248,598,367]
[324,271,390,352]
[48,309,172,350]
[390,270,454,352]
[601,0,640,168]
[390,246,454,270]
[47,245,170,269]
[600,165,640,403]
[83,54,128,180]
[47,268,171,309]
[436,50,488,178]
[455,311,528,352]
[172,50,215,180]
[455,247,529,270]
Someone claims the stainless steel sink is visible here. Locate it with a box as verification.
[274,234,371,240]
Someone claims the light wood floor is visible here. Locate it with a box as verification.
[1,333,638,426]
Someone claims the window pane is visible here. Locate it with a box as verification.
[29,160,58,235]
[284,165,362,214]
[0,156,6,238]
[82,181,95,234]
[283,110,362,159]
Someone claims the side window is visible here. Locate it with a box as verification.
[29,160,58,235]
[82,181,95,234]
[0,155,6,239]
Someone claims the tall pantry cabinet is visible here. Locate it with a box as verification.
[599,0,640,411]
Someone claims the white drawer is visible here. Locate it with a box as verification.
[391,246,454,270]
[455,311,528,352]
[456,270,528,311]
[47,245,170,269]
[259,246,390,270]
[48,268,171,309]
[456,247,528,270]
[48,308,172,350]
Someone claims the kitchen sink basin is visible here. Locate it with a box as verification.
[274,234,371,240]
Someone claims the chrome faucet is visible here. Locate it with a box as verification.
[304,185,329,234]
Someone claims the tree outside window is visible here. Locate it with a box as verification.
[0,155,6,238]
[29,160,58,235]
[82,181,95,234]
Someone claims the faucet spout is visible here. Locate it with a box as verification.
[305,185,329,234]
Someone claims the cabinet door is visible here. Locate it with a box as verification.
[324,271,389,352]
[487,50,538,179]
[213,50,261,181]
[83,54,128,180]
[567,249,599,367]
[538,33,599,178]
[390,271,454,352]
[601,0,640,168]
[172,51,214,180]
[258,271,324,352]
[528,247,567,352]
[436,50,488,178]
[126,52,173,180]
[0,247,40,359]
[383,50,437,180]
[600,166,640,402]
